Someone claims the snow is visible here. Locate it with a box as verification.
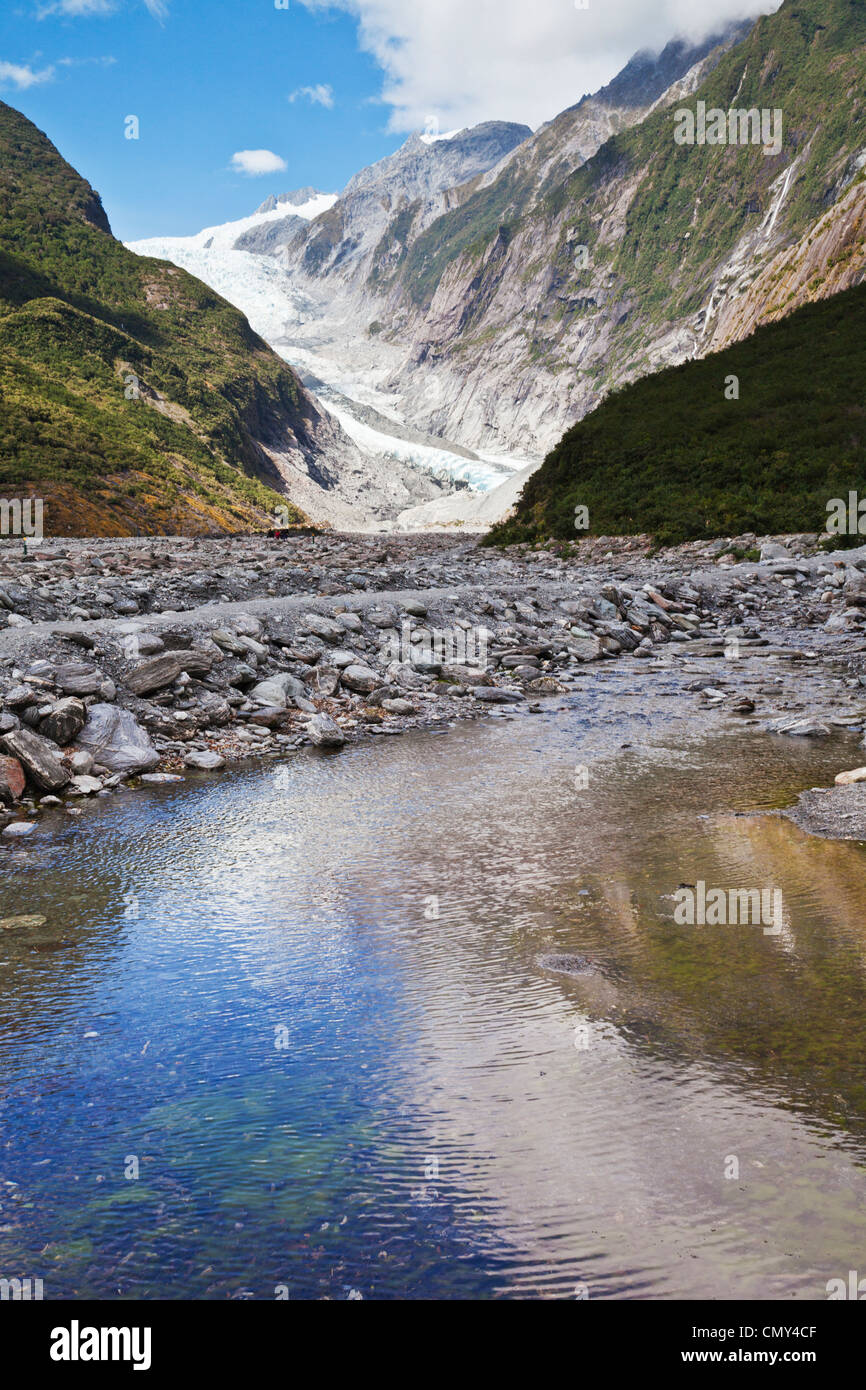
[419,127,464,145]
[127,190,529,500]
[321,401,514,491]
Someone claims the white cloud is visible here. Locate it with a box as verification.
[0,59,56,89]
[58,54,117,65]
[289,83,335,108]
[36,0,167,17]
[37,0,117,15]
[298,0,782,132]
[230,149,289,176]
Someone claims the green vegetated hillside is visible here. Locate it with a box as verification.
[488,280,866,547]
[0,101,311,536]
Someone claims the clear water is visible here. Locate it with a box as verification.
[2,666,866,1300]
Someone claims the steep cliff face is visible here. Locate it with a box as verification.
[272,122,533,290]
[363,0,866,459]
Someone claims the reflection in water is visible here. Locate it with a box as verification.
[1,676,866,1300]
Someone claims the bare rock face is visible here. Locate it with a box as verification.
[39,697,87,747]
[0,755,25,805]
[76,704,160,774]
[0,728,71,792]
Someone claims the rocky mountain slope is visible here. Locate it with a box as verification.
[364,0,866,460]
[257,21,754,467]
[0,102,425,536]
[260,0,864,477]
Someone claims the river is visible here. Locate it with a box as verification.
[2,671,866,1300]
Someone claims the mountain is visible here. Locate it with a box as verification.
[0,102,389,536]
[259,123,532,281]
[487,279,866,548]
[239,21,754,468]
[297,0,865,461]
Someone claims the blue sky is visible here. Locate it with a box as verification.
[0,1,398,239]
[0,0,780,242]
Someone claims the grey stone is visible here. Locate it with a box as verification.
[0,728,71,792]
[77,704,161,774]
[306,713,346,748]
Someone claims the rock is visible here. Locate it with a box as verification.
[68,750,94,775]
[0,712,20,733]
[2,820,36,838]
[247,707,285,728]
[440,664,492,686]
[54,662,104,695]
[183,750,226,770]
[0,914,47,930]
[473,687,525,703]
[834,767,866,786]
[306,713,346,748]
[537,953,593,976]
[39,697,87,747]
[313,667,341,697]
[401,600,428,617]
[69,774,103,795]
[179,649,217,676]
[381,698,416,715]
[335,612,363,633]
[140,772,184,784]
[0,728,71,791]
[329,649,361,669]
[0,755,26,805]
[4,684,38,709]
[766,716,831,737]
[301,613,344,643]
[76,703,161,773]
[341,665,381,694]
[527,676,569,694]
[125,654,184,695]
[249,672,308,708]
[367,605,400,629]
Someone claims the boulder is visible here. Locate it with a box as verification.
[183,750,226,770]
[125,654,184,695]
[0,755,25,805]
[301,613,344,644]
[249,672,308,708]
[39,697,87,747]
[306,713,346,748]
[341,665,380,694]
[440,664,492,687]
[68,774,103,795]
[2,821,36,838]
[0,728,71,792]
[569,636,604,662]
[76,703,160,773]
[54,662,104,695]
[473,687,525,704]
